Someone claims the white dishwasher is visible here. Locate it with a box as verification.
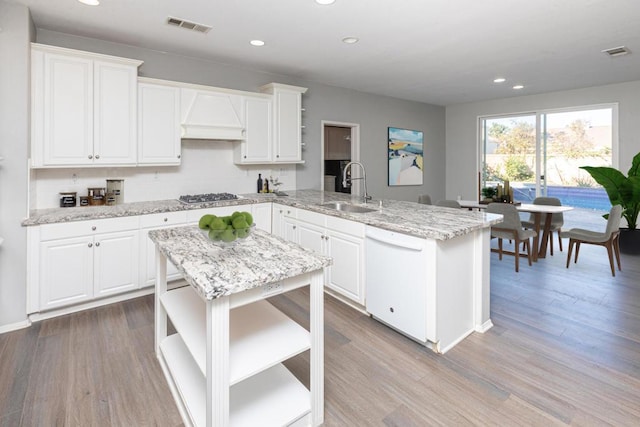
[365,226,428,343]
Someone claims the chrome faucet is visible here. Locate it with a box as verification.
[342,161,372,203]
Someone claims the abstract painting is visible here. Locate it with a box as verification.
[388,127,424,186]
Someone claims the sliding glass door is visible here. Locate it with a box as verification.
[480,105,615,223]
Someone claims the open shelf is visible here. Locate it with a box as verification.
[160,286,310,385]
[161,333,311,427]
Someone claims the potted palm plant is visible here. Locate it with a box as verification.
[581,151,640,254]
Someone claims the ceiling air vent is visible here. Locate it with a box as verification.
[602,46,631,57]
[167,16,212,34]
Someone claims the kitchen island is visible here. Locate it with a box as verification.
[149,226,331,427]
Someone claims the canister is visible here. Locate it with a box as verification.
[88,187,106,206]
[106,179,124,204]
[59,192,77,208]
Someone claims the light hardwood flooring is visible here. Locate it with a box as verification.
[1,241,639,426]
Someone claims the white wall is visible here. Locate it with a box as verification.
[36,30,447,204]
[0,1,34,331]
[445,81,640,200]
[33,140,296,208]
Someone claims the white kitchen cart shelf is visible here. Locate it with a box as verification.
[151,226,327,427]
[160,286,311,384]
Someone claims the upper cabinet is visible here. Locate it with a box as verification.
[260,83,307,164]
[31,44,142,168]
[233,95,273,164]
[138,79,181,165]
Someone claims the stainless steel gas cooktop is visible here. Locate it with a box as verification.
[178,193,240,204]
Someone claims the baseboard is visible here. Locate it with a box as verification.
[0,319,32,335]
[475,319,494,333]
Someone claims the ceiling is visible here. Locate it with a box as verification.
[13,0,640,106]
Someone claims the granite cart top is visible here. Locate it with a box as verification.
[148,226,331,300]
[23,190,501,241]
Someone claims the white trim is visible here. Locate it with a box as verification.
[319,120,361,193]
[0,319,32,334]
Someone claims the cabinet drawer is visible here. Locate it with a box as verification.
[140,211,188,228]
[297,209,324,226]
[39,216,140,241]
[326,215,365,238]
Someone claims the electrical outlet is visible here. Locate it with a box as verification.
[261,281,283,297]
[279,168,287,177]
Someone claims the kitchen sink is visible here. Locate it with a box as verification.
[321,202,377,213]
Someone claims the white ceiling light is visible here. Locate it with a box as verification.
[250,40,265,47]
[342,37,359,44]
[315,0,336,5]
[77,0,100,5]
[493,77,506,83]
[513,85,524,90]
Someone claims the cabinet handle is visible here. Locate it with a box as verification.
[88,155,93,159]
[244,155,247,159]
[301,125,306,129]
[88,242,93,248]
[91,226,97,231]
[95,242,100,247]
[279,210,283,214]
[163,218,168,222]
[389,307,394,313]
[95,154,100,159]
[293,225,297,229]
[177,154,181,159]
[276,154,280,158]
[301,108,306,112]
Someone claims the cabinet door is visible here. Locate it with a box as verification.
[297,221,324,255]
[93,61,138,165]
[138,83,181,165]
[141,228,182,287]
[40,236,93,310]
[282,217,299,244]
[273,89,302,162]
[325,230,364,304]
[252,203,272,233]
[94,230,139,297]
[42,53,94,166]
[238,97,272,163]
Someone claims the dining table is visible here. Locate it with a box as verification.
[458,200,574,261]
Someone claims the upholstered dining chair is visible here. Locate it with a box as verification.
[560,204,622,277]
[435,199,461,208]
[417,194,432,205]
[486,203,537,272]
[521,196,564,255]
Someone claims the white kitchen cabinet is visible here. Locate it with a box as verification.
[140,211,188,287]
[31,44,142,168]
[251,203,272,233]
[138,79,182,165]
[233,96,273,164]
[272,203,298,243]
[36,217,140,311]
[294,209,366,305]
[259,83,307,164]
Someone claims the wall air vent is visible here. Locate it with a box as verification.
[602,46,631,57]
[166,16,212,34]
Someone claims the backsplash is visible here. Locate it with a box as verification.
[31,140,297,209]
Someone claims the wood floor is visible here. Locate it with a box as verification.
[1,242,639,426]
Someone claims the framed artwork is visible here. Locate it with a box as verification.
[388,127,424,186]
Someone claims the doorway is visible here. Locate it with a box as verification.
[321,121,360,195]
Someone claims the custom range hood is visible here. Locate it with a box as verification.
[180,88,245,140]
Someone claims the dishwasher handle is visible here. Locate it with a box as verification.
[366,229,424,251]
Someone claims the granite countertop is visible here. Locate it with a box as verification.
[23,190,501,240]
[148,226,331,300]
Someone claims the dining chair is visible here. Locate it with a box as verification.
[521,196,564,255]
[435,199,461,208]
[417,194,432,205]
[560,204,622,277]
[486,203,537,272]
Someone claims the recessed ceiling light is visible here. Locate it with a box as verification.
[493,77,506,83]
[77,0,99,5]
[250,40,265,47]
[315,0,336,5]
[513,85,524,90]
[342,37,359,44]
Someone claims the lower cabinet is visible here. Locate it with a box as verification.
[272,203,298,243]
[296,210,366,305]
[37,220,139,311]
[140,211,188,287]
